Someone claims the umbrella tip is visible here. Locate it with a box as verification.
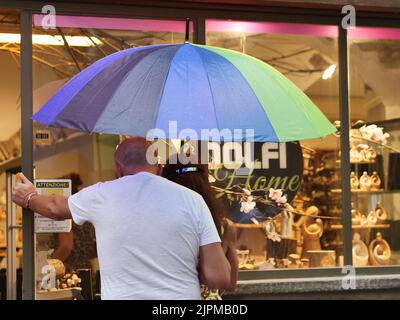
[185,17,190,44]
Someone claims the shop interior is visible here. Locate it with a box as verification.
[0,9,399,299]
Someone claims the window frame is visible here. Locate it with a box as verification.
[2,0,398,298]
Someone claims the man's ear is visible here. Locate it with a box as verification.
[115,161,123,178]
[156,164,164,176]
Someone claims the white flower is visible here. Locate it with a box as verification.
[208,174,216,183]
[268,188,283,200]
[276,194,288,205]
[243,188,251,196]
[240,198,256,213]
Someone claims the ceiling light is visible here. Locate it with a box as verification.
[0,33,102,47]
[322,64,336,80]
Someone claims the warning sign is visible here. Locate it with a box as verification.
[34,179,72,233]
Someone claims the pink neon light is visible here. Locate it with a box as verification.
[348,26,400,40]
[206,19,338,37]
[32,15,400,40]
[33,14,192,33]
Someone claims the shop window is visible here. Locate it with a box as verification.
[348,27,400,267]
[206,19,343,271]
[31,14,192,299]
[0,8,22,300]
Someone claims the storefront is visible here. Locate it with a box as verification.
[0,0,399,299]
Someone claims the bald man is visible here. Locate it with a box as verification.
[12,137,231,300]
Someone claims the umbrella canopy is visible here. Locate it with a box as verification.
[32,43,336,142]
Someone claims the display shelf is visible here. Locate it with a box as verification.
[328,224,390,231]
[234,223,265,229]
[336,160,376,164]
[36,287,82,300]
[331,189,385,194]
[0,242,23,249]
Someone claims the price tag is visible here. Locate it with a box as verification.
[34,179,72,233]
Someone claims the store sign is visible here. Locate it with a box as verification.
[34,179,72,233]
[211,141,303,210]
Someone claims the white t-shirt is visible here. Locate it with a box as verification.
[67,172,221,300]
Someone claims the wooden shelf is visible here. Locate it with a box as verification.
[36,288,82,300]
[234,223,265,229]
[328,224,390,231]
[336,160,376,164]
[331,189,384,194]
[0,242,23,249]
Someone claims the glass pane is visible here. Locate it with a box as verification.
[0,8,22,300]
[348,27,400,267]
[32,15,192,299]
[206,19,342,271]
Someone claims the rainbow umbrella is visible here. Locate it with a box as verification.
[32,43,336,142]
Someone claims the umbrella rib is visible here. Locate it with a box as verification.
[193,47,220,133]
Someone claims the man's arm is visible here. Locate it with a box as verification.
[12,173,72,220]
[198,242,231,291]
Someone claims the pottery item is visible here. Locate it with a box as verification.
[369,232,391,265]
[351,202,362,225]
[374,202,388,223]
[370,171,381,190]
[352,233,369,267]
[359,171,372,191]
[307,250,336,267]
[350,171,359,190]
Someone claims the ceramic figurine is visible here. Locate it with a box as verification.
[302,210,323,258]
[280,211,294,238]
[367,209,378,225]
[370,171,381,190]
[350,171,359,190]
[300,258,310,268]
[350,146,363,163]
[352,233,369,267]
[236,249,250,267]
[288,254,301,269]
[374,202,388,223]
[364,147,377,162]
[359,171,372,191]
[351,202,362,225]
[360,215,368,226]
[369,232,391,265]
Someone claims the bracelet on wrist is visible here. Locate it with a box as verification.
[25,192,38,209]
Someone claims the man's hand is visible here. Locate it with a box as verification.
[12,173,37,208]
[12,173,72,220]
